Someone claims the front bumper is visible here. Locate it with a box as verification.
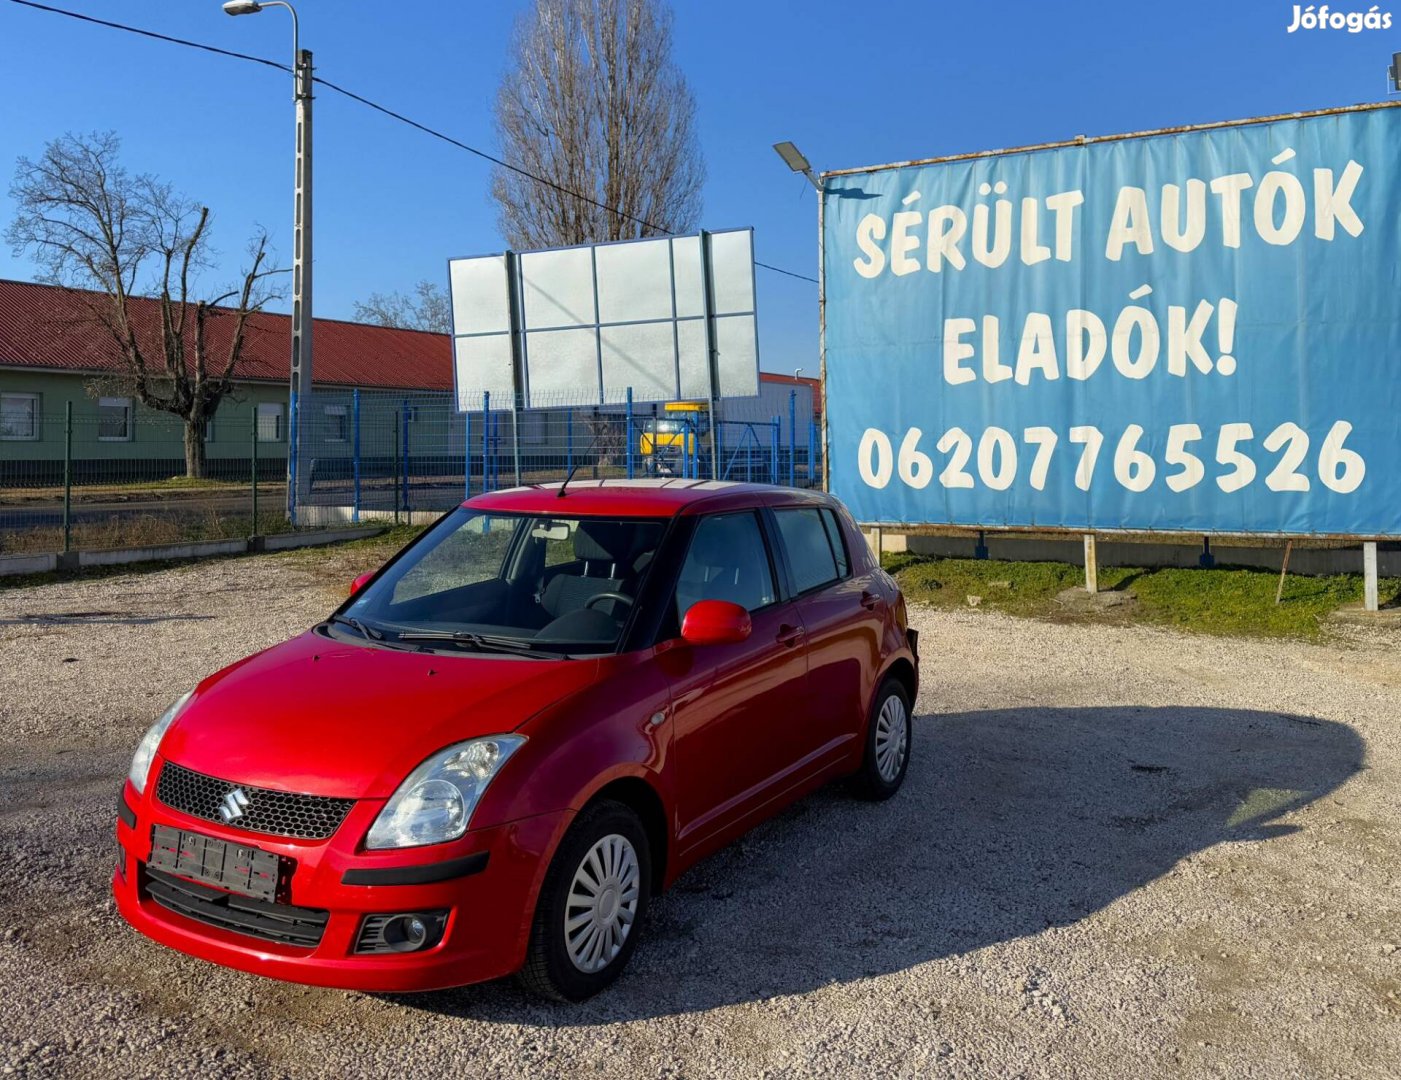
[112,765,570,993]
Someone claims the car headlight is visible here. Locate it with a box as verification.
[128,691,193,794]
[366,736,526,850]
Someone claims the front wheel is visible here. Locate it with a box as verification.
[517,800,651,1002]
[852,677,912,800]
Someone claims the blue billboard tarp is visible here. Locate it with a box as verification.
[823,104,1401,535]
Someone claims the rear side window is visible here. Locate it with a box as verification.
[774,507,843,594]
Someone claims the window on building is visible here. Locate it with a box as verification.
[0,393,39,440]
[324,404,348,442]
[257,402,284,442]
[98,397,133,441]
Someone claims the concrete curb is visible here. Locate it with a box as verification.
[0,525,387,578]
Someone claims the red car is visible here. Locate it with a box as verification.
[113,481,918,1000]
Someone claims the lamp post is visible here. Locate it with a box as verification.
[224,0,313,521]
[773,140,826,488]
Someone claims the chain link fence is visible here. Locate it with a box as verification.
[0,387,823,555]
[0,403,290,556]
[294,388,823,522]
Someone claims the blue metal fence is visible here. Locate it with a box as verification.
[294,387,823,520]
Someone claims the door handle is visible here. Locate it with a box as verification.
[860,590,881,610]
[776,624,805,648]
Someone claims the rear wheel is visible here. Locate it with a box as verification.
[852,677,911,800]
[517,800,651,1002]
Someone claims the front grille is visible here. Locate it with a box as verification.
[155,762,354,840]
[143,866,328,948]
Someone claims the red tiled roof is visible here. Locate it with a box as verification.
[0,279,452,391]
[0,279,817,402]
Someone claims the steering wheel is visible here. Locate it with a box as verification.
[584,591,635,612]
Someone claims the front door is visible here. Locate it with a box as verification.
[663,511,809,854]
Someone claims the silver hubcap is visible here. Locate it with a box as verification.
[565,833,640,974]
[874,694,909,782]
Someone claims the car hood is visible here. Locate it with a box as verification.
[157,630,601,798]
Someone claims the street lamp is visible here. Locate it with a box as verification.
[224,0,314,521]
[773,141,820,190]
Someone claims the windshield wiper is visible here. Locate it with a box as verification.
[328,613,385,640]
[395,630,565,659]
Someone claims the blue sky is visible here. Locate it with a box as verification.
[0,0,1395,375]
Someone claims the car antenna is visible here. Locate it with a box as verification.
[557,416,608,498]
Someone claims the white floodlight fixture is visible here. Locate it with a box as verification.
[222,0,263,14]
[773,141,820,190]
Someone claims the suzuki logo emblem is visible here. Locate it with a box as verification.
[218,788,251,823]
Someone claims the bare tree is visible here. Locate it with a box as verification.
[492,0,704,248]
[353,280,451,333]
[5,132,280,478]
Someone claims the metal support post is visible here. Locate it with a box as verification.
[351,388,360,523]
[1364,541,1379,612]
[698,230,722,478]
[250,407,259,535]
[625,388,635,480]
[287,46,314,518]
[482,391,491,493]
[788,389,797,488]
[62,401,72,552]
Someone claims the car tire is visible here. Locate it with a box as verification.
[852,676,912,801]
[516,799,651,1002]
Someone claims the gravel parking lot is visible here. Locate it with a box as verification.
[1,546,1399,1078]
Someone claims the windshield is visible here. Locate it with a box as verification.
[340,509,667,654]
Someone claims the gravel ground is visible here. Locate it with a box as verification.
[1,546,1399,1078]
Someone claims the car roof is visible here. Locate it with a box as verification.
[463,479,837,518]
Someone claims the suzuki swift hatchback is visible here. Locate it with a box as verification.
[113,481,918,1001]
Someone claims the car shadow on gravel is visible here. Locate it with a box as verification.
[402,705,1362,1023]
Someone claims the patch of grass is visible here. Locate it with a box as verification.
[0,511,299,556]
[884,553,1399,639]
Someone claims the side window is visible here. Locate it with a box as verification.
[774,508,841,594]
[675,512,776,620]
[820,509,850,577]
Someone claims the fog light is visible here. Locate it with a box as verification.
[355,911,448,954]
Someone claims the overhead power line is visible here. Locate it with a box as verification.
[5,0,820,285]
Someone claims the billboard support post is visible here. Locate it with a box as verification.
[817,180,828,492]
[698,230,722,478]
[504,251,525,488]
[1364,542,1379,611]
[1084,535,1098,594]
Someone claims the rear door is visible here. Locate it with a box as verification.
[768,505,884,757]
[663,510,810,852]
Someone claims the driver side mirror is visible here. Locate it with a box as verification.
[349,571,375,596]
[681,600,752,646]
